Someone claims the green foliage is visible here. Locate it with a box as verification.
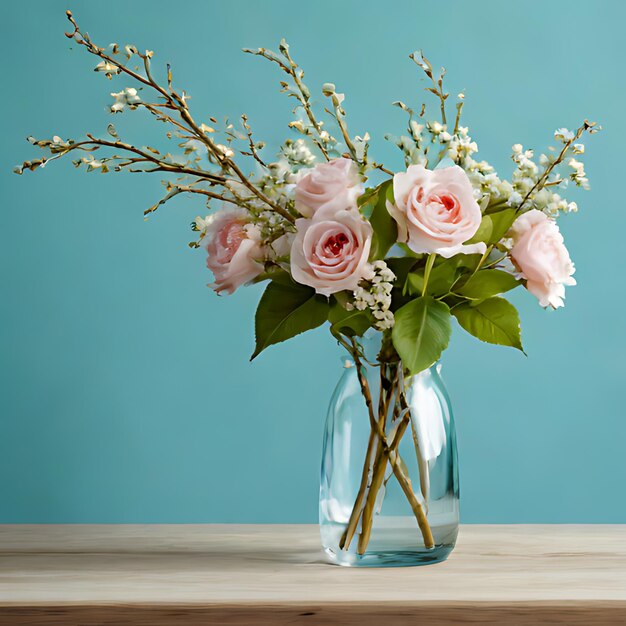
[456,269,520,300]
[251,266,295,286]
[252,280,329,359]
[328,298,372,338]
[452,296,524,351]
[391,296,452,375]
[488,208,518,243]
[358,180,397,260]
[405,255,482,297]
[466,214,493,245]
[466,208,517,246]
[386,257,420,285]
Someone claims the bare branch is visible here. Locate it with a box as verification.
[410,51,448,126]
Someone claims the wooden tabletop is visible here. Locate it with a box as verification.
[0,524,624,625]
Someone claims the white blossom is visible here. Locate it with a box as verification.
[447,131,478,162]
[507,190,523,206]
[194,215,214,234]
[568,158,589,189]
[110,87,141,113]
[554,128,575,142]
[427,121,444,134]
[215,144,235,158]
[94,60,120,78]
[267,159,298,185]
[409,120,424,141]
[351,260,396,330]
[280,138,315,167]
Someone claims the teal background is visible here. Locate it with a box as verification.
[2,0,625,523]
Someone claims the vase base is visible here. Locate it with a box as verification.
[324,545,454,568]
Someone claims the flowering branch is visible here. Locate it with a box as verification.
[240,114,267,168]
[244,41,335,161]
[14,12,600,565]
[23,10,297,225]
[517,119,598,213]
[410,50,449,126]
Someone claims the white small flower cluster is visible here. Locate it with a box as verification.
[250,209,291,250]
[444,128,512,202]
[265,160,298,185]
[384,132,427,167]
[427,121,452,143]
[349,260,396,330]
[529,188,578,217]
[508,144,580,215]
[464,158,513,201]
[447,127,478,162]
[261,138,319,196]
[288,119,333,148]
[385,114,432,167]
[280,138,315,167]
[511,143,540,201]
[110,88,141,113]
[568,158,589,189]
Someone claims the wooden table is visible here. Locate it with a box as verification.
[0,525,624,625]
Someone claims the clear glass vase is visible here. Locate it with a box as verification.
[319,332,459,567]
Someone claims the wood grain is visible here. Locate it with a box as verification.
[0,524,624,624]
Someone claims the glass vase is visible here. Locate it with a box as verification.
[319,332,459,567]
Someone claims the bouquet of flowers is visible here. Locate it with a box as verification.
[17,11,597,564]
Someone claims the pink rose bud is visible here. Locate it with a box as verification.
[387,164,486,257]
[204,210,264,295]
[290,205,374,296]
[509,209,576,308]
[295,157,361,218]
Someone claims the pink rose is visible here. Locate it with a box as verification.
[509,209,576,308]
[387,164,486,257]
[290,205,373,296]
[204,210,264,294]
[295,158,361,218]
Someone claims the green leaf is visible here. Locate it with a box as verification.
[356,186,378,211]
[250,266,294,286]
[328,299,372,337]
[488,208,517,243]
[386,257,419,285]
[405,272,425,295]
[252,281,329,359]
[456,269,520,300]
[452,296,524,351]
[466,214,493,245]
[385,181,395,203]
[391,296,452,376]
[358,179,397,260]
[406,256,481,297]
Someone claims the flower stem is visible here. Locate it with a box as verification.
[422,253,437,296]
[340,338,435,554]
[338,428,377,550]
